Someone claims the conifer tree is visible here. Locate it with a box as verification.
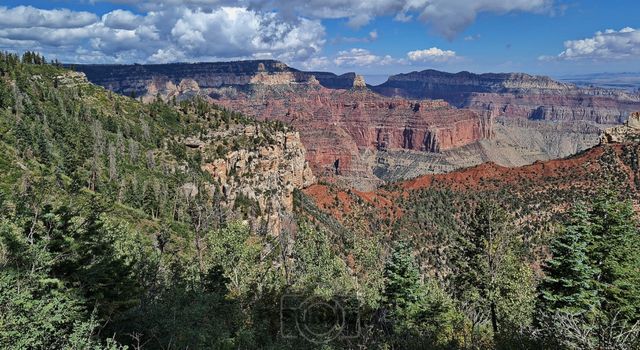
[539,204,599,314]
[383,241,423,320]
[589,194,640,321]
[383,241,460,347]
[465,200,513,336]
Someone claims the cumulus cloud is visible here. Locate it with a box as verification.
[148,47,187,63]
[553,27,640,60]
[0,6,98,29]
[334,48,399,67]
[298,56,331,70]
[0,1,559,65]
[407,47,457,62]
[409,0,554,39]
[102,10,141,30]
[109,0,555,38]
[0,5,325,64]
[170,7,324,59]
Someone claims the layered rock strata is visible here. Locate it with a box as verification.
[72,61,639,189]
[190,124,315,233]
[374,70,640,123]
[216,86,491,189]
[71,60,359,96]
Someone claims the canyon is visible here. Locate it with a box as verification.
[308,114,640,212]
[72,60,640,189]
[303,140,640,233]
[216,86,491,189]
[373,69,640,123]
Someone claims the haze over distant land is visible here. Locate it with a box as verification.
[557,72,640,91]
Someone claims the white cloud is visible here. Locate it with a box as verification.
[334,48,399,67]
[149,47,186,63]
[0,5,325,64]
[0,1,559,65]
[0,6,98,29]
[99,0,556,39]
[102,10,141,30]
[298,56,331,70]
[168,7,324,60]
[410,0,554,39]
[464,34,481,41]
[407,47,457,62]
[554,27,640,60]
[294,0,555,38]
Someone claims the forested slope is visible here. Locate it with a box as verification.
[0,52,319,349]
[1,53,640,349]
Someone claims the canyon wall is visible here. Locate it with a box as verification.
[73,62,491,189]
[217,86,490,189]
[374,70,640,123]
[190,123,315,233]
[71,60,358,96]
[72,61,640,189]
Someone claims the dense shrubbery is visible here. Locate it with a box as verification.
[0,52,299,349]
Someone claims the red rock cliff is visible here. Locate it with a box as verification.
[217,86,491,180]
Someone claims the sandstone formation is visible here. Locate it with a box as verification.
[306,141,640,225]
[191,124,315,234]
[73,62,492,189]
[216,86,491,189]
[374,70,640,124]
[601,112,640,144]
[72,60,639,189]
[71,60,359,97]
[54,71,90,87]
[353,75,367,89]
[373,117,603,182]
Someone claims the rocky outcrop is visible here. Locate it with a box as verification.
[353,75,367,89]
[372,117,604,182]
[466,93,638,124]
[601,112,640,144]
[374,70,640,124]
[54,71,89,87]
[71,60,360,97]
[75,61,490,189]
[189,124,315,234]
[73,60,634,189]
[215,86,490,189]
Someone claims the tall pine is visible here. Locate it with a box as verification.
[383,241,423,323]
[539,204,599,314]
[589,194,640,321]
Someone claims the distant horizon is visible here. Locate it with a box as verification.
[58,57,640,89]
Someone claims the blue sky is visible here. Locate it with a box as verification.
[0,0,638,79]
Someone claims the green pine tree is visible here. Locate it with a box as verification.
[383,241,460,348]
[539,204,599,314]
[589,193,640,321]
[464,200,514,336]
[383,241,422,317]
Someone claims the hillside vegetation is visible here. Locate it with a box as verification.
[1,53,640,349]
